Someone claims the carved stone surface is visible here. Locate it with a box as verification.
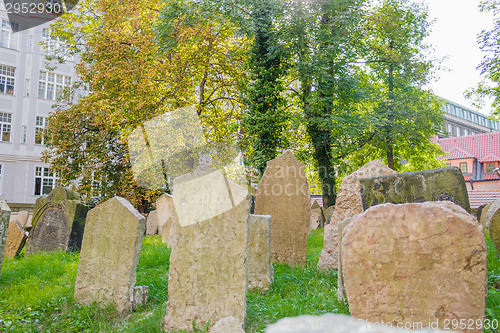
[15,211,29,229]
[479,203,492,227]
[324,206,335,225]
[208,316,245,333]
[74,196,146,314]
[360,166,471,213]
[156,194,175,244]
[25,187,88,255]
[342,202,487,332]
[310,201,324,231]
[164,169,249,332]
[254,150,310,266]
[146,210,158,235]
[0,195,11,279]
[4,221,28,259]
[318,160,396,271]
[247,214,273,290]
[486,199,500,255]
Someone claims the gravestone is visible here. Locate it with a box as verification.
[25,187,88,255]
[486,199,500,255]
[146,210,158,235]
[254,150,310,266]
[14,211,29,229]
[324,205,334,225]
[164,167,249,331]
[247,214,273,290]
[317,160,396,270]
[310,201,324,231]
[341,202,486,332]
[479,203,492,227]
[0,195,11,279]
[209,317,245,333]
[4,220,28,259]
[74,196,147,314]
[156,194,175,244]
[360,166,471,213]
[266,313,454,333]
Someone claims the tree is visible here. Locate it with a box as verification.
[353,0,444,171]
[44,0,249,210]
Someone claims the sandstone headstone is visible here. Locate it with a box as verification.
[247,214,273,290]
[479,202,492,227]
[146,210,158,235]
[265,313,455,333]
[360,166,471,213]
[324,205,334,225]
[164,167,249,331]
[486,199,500,255]
[15,211,29,229]
[309,201,324,231]
[254,150,310,266]
[317,160,396,270]
[0,195,11,279]
[74,196,146,314]
[209,316,245,333]
[156,194,175,244]
[342,202,487,332]
[336,217,352,302]
[26,187,88,255]
[3,221,28,259]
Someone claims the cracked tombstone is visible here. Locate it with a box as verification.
[254,150,310,266]
[26,187,88,255]
[163,166,249,332]
[247,214,273,290]
[0,195,11,279]
[74,196,147,314]
[317,160,396,271]
[341,201,487,332]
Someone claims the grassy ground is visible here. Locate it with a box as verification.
[0,229,498,332]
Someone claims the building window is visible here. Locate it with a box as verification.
[447,124,453,135]
[464,129,469,136]
[38,71,71,100]
[487,163,496,173]
[460,162,468,173]
[456,127,461,137]
[25,78,30,96]
[21,125,27,144]
[0,65,15,95]
[0,112,12,142]
[0,20,19,50]
[34,167,58,195]
[35,116,48,144]
[27,35,34,53]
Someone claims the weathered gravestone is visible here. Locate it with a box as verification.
[247,214,273,290]
[156,194,175,244]
[324,205,334,225]
[317,160,396,271]
[74,196,147,314]
[254,150,310,266]
[485,198,500,255]
[479,202,493,227]
[25,187,88,255]
[0,195,11,279]
[265,313,455,333]
[209,316,245,333]
[146,210,158,235]
[341,202,487,332]
[359,166,471,213]
[13,211,29,229]
[164,166,249,332]
[4,220,28,259]
[310,201,324,231]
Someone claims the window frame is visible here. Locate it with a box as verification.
[0,112,12,142]
[0,19,19,50]
[486,162,496,173]
[459,162,468,174]
[38,71,71,100]
[34,166,58,196]
[35,116,48,145]
[0,65,15,95]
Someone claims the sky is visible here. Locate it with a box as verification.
[425,0,495,116]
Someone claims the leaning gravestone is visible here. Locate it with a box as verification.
[317,160,396,271]
[164,166,249,332]
[74,196,147,314]
[4,220,28,259]
[156,194,175,244]
[247,214,273,290]
[146,210,158,235]
[341,201,486,332]
[13,211,29,229]
[254,150,310,266]
[360,166,471,213]
[0,195,11,279]
[25,187,88,255]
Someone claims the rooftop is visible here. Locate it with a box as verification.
[436,132,500,162]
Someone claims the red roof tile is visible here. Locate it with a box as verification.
[463,174,473,181]
[484,173,500,180]
[468,190,500,209]
[478,153,500,163]
[438,132,500,161]
[440,146,475,160]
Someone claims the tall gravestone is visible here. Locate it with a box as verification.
[4,220,28,259]
[156,194,175,244]
[254,150,310,266]
[74,196,147,314]
[317,160,396,271]
[309,201,324,231]
[0,195,11,279]
[164,166,249,332]
[360,166,471,213]
[26,187,88,255]
[485,198,500,255]
[341,201,487,332]
[247,214,273,290]
[146,210,158,235]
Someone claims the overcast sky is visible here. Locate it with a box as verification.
[425,0,495,115]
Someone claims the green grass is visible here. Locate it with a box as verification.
[0,230,499,332]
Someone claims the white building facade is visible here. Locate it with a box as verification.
[0,5,77,207]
